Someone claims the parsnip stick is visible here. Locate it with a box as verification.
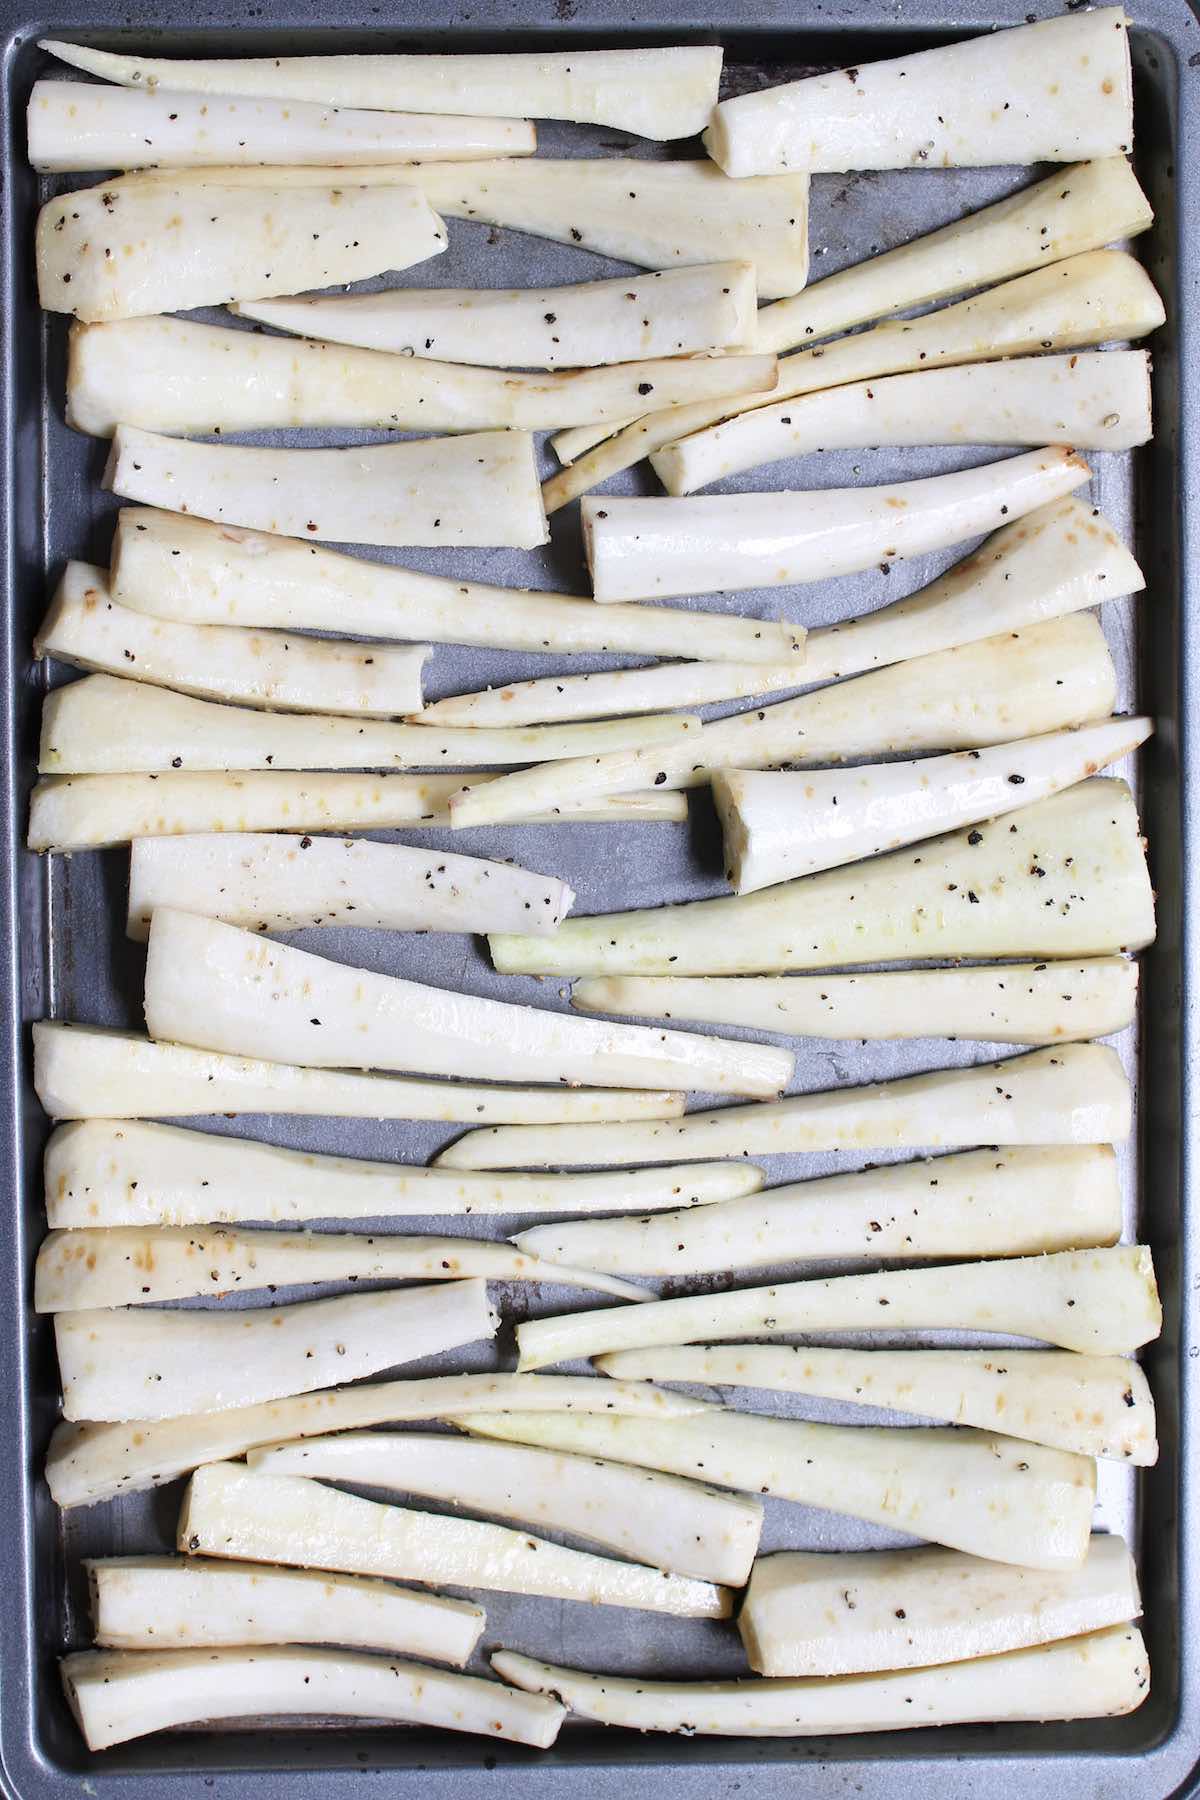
[142,908,794,1097]
[179,1462,731,1618]
[33,1022,685,1126]
[419,658,808,728]
[514,1144,1123,1275]
[37,180,446,321]
[56,1279,496,1422]
[103,426,547,550]
[599,1345,1157,1465]
[88,1556,484,1662]
[234,263,758,369]
[247,1432,762,1584]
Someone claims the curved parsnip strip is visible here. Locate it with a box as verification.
[63,1645,564,1752]
[44,1119,757,1228]
[705,9,1132,177]
[56,1279,496,1422]
[88,1555,483,1662]
[32,1022,685,1126]
[514,1144,1122,1274]
[599,1345,1157,1465]
[234,264,758,369]
[179,1462,731,1618]
[142,908,794,1097]
[491,1626,1148,1734]
[37,180,446,321]
[420,658,808,728]
[247,1432,761,1584]
[103,426,547,551]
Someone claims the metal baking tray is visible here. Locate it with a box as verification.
[0,1,1196,1794]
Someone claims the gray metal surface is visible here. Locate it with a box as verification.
[0,2,1196,1796]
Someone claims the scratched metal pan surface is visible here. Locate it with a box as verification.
[0,1,1196,1795]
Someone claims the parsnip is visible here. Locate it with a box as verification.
[247,1432,761,1584]
[419,658,808,728]
[514,1144,1123,1275]
[103,425,548,550]
[56,1279,496,1422]
[179,1462,731,1618]
[36,563,428,718]
[126,833,575,940]
[37,180,446,321]
[88,1555,484,1662]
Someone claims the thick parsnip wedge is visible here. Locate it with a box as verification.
[47,1371,716,1509]
[44,1119,758,1228]
[143,909,793,1097]
[247,1432,761,1584]
[714,717,1152,893]
[88,1555,483,1662]
[485,778,1152,975]
[599,1345,1157,1465]
[36,563,427,718]
[33,1022,684,1126]
[654,351,1153,494]
[126,833,574,941]
[103,426,547,550]
[63,1645,564,1752]
[491,1626,1148,1734]
[38,674,695,774]
[705,9,1132,176]
[35,1225,646,1312]
[56,1279,496,1422]
[234,264,758,369]
[510,1245,1159,1367]
[68,315,778,438]
[584,448,1089,602]
[27,80,534,171]
[514,1144,1123,1274]
[37,180,446,321]
[180,1462,731,1618]
[110,506,805,665]
[420,658,809,728]
[41,41,723,139]
[459,1412,1096,1569]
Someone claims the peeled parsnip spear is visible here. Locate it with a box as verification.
[110,506,805,665]
[485,778,1152,977]
[247,1433,762,1585]
[44,1119,758,1229]
[27,80,534,172]
[654,351,1153,495]
[510,1245,1159,1368]
[35,1226,647,1312]
[705,9,1132,177]
[38,674,696,774]
[143,909,792,1098]
[55,1279,496,1422]
[491,1626,1149,1735]
[583,447,1089,602]
[714,717,1153,893]
[125,833,575,941]
[514,1144,1123,1275]
[63,1645,565,1752]
[180,1462,731,1619]
[28,772,687,851]
[37,180,446,322]
[68,315,778,439]
[103,426,547,551]
[573,959,1139,1047]
[33,1022,685,1126]
[234,263,758,370]
[419,658,808,728]
[88,1556,484,1662]
[599,1346,1157,1465]
[36,563,428,719]
[47,1371,715,1509]
[459,1411,1096,1570]
[41,41,724,139]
